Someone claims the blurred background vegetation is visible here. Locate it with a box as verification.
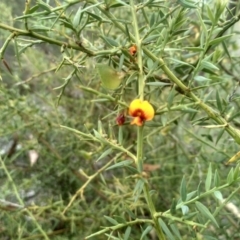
[0,0,240,239]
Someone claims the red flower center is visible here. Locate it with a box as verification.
[132,109,146,120]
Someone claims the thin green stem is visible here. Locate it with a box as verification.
[117,88,126,145]
[78,85,128,107]
[118,126,123,145]
[0,32,15,59]
[155,212,206,229]
[144,184,166,240]
[24,0,31,30]
[0,22,94,55]
[130,1,165,238]
[136,126,144,171]
[136,126,165,239]
[85,218,154,239]
[130,0,144,99]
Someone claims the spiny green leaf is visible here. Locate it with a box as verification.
[28,5,39,14]
[215,0,228,20]
[86,11,102,21]
[96,148,112,162]
[184,47,204,52]
[209,35,233,46]
[100,36,119,47]
[214,169,220,187]
[194,76,211,82]
[106,160,133,170]
[125,208,136,219]
[227,168,234,184]
[170,223,182,239]
[37,0,51,12]
[167,87,176,109]
[146,82,172,86]
[180,176,187,202]
[59,19,75,30]
[150,13,156,27]
[133,179,145,202]
[206,5,215,23]
[195,201,219,227]
[197,10,207,36]
[170,198,177,215]
[186,190,197,201]
[214,191,223,201]
[178,0,197,8]
[113,215,126,224]
[104,215,119,225]
[73,7,82,29]
[197,181,201,196]
[167,57,195,69]
[201,235,219,240]
[205,163,212,191]
[158,218,175,240]
[123,226,131,240]
[201,60,219,71]
[181,205,189,215]
[215,129,225,145]
[106,0,128,8]
[216,90,222,112]
[222,40,231,59]
[140,225,153,240]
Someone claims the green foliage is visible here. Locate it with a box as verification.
[1,0,240,239]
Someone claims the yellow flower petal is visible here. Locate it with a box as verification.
[128,99,154,126]
[141,101,154,121]
[128,99,142,116]
[131,116,143,126]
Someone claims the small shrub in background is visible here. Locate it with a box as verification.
[0,0,240,239]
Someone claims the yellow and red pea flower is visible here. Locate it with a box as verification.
[128,99,154,126]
